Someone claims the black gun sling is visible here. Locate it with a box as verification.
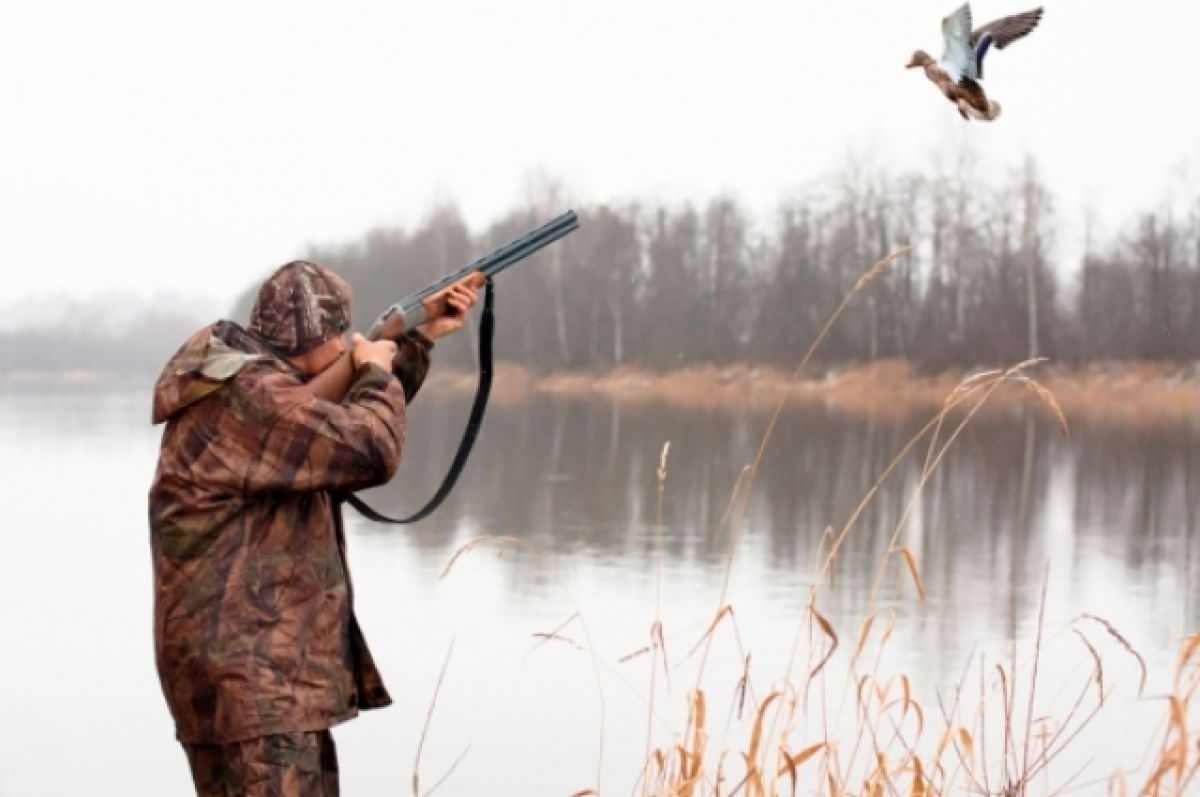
[340,277,495,525]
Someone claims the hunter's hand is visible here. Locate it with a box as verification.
[351,333,398,371]
[417,283,479,340]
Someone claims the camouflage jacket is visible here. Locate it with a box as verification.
[149,319,430,744]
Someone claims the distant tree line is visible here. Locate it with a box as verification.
[6,155,1200,377]
[0,310,210,380]
[231,157,1200,374]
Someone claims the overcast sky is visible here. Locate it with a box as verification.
[3,0,1198,314]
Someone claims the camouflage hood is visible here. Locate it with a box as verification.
[151,321,275,425]
[154,260,349,424]
[248,261,352,357]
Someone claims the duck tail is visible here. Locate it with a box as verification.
[986,99,1002,121]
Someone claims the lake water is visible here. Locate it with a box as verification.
[0,382,1196,795]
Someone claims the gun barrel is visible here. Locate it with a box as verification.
[372,210,579,334]
[474,210,580,279]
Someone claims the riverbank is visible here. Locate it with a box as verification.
[6,359,1200,424]
[423,358,1200,424]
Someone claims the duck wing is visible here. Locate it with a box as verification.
[940,3,976,82]
[971,7,1043,78]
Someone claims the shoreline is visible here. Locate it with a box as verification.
[423,358,1200,424]
[6,359,1200,424]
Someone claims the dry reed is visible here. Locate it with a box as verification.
[437,534,519,579]
[609,248,1194,797]
[411,639,470,797]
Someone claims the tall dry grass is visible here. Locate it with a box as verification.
[427,247,1198,796]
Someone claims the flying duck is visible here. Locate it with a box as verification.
[906,3,1043,121]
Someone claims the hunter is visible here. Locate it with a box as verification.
[148,261,476,796]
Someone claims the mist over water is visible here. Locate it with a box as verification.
[0,384,1195,794]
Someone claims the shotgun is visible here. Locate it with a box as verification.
[368,210,579,338]
[307,210,579,401]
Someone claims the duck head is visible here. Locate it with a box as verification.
[906,50,933,69]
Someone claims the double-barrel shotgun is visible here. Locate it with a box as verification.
[307,210,579,401]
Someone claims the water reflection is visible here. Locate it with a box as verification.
[0,385,1196,795]
[367,393,1198,635]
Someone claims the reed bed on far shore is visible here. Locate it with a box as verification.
[421,356,1200,426]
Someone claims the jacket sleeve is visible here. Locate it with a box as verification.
[392,329,432,403]
[226,362,408,495]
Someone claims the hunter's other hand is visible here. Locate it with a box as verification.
[351,333,398,371]
[417,283,479,341]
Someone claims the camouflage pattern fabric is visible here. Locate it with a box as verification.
[149,317,430,744]
[183,730,339,797]
[248,261,352,356]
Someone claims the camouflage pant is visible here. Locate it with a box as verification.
[182,731,339,797]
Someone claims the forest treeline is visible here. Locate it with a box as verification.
[5,156,1200,377]
[262,157,1200,373]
